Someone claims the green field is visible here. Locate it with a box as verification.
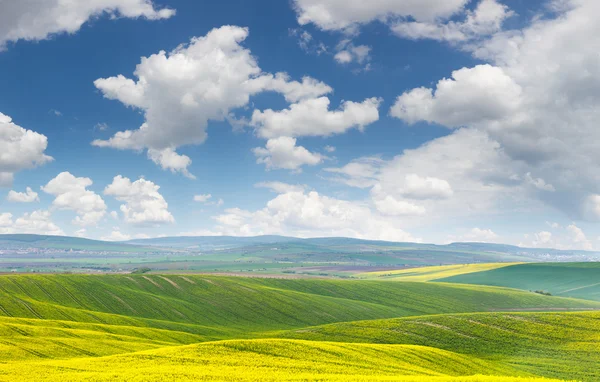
[439,263,600,301]
[0,269,598,380]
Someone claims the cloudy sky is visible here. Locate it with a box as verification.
[0,0,598,250]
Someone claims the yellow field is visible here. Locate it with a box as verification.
[360,263,522,281]
[0,339,567,381]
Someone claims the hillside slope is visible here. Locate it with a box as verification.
[276,311,600,381]
[0,275,598,336]
[0,339,561,382]
[439,263,600,301]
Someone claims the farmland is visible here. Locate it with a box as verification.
[0,272,598,380]
[1,236,600,380]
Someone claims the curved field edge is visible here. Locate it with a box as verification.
[0,274,598,334]
[273,311,600,381]
[438,263,600,302]
[0,339,566,382]
[358,263,522,281]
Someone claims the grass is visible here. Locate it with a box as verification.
[439,263,600,301]
[359,263,521,281]
[0,275,598,335]
[275,311,600,381]
[0,273,596,381]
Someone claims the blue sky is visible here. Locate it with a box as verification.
[1,0,599,250]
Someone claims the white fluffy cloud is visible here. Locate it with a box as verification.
[210,190,420,242]
[388,0,600,222]
[7,187,39,203]
[104,175,174,225]
[253,137,323,171]
[147,148,194,179]
[334,39,371,66]
[0,210,64,235]
[93,26,337,175]
[252,97,381,139]
[521,224,594,251]
[0,0,175,49]
[390,65,522,127]
[373,195,426,216]
[0,113,53,186]
[391,0,513,42]
[293,0,469,31]
[42,172,107,226]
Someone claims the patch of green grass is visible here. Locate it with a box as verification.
[438,263,600,301]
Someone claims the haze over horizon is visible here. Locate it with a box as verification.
[1,0,599,251]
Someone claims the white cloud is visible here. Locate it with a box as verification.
[253,137,323,171]
[147,148,195,179]
[391,0,513,42]
[402,174,454,200]
[102,230,132,242]
[104,175,174,226]
[324,145,336,153]
[110,211,119,220]
[210,190,420,242]
[0,0,175,49]
[334,39,371,66]
[521,224,594,251]
[74,228,87,238]
[373,195,426,216]
[0,210,64,236]
[7,187,39,203]
[194,194,212,203]
[42,172,107,226]
[293,0,470,32]
[0,113,53,186]
[92,26,333,176]
[390,65,522,127]
[256,182,307,194]
[325,157,383,188]
[389,1,600,221]
[252,97,381,139]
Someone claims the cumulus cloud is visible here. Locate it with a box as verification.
[253,137,323,171]
[373,195,426,216]
[391,0,513,42]
[209,190,420,242]
[293,0,469,32]
[333,39,371,67]
[0,210,64,236]
[104,175,174,225]
[390,65,522,127]
[0,0,175,49]
[521,224,594,251]
[7,187,39,203]
[93,26,339,175]
[147,148,195,179]
[252,97,381,139]
[42,172,107,226]
[388,0,600,221]
[0,113,53,186]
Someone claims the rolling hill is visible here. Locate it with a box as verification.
[276,311,600,381]
[439,263,600,301]
[0,273,597,380]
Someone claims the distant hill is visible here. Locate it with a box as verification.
[0,234,150,252]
